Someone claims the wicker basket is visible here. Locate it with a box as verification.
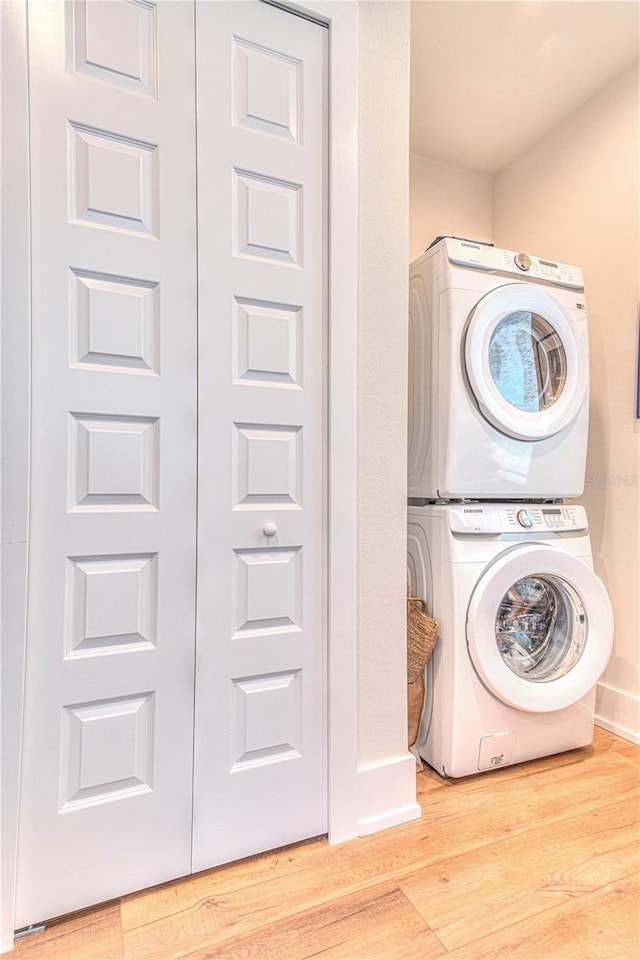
[407,593,438,749]
[407,596,438,684]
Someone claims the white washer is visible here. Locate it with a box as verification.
[407,503,613,778]
[408,238,590,500]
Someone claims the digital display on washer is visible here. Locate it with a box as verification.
[539,259,558,268]
[542,509,562,515]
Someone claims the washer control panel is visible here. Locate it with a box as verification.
[445,238,584,291]
[449,504,588,534]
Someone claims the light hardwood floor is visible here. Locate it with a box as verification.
[12,727,639,960]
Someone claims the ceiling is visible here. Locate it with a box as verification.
[410,0,640,174]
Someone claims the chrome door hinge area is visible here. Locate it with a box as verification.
[14,922,47,939]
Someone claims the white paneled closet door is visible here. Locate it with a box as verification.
[16,0,327,930]
[16,0,199,927]
[192,1,327,869]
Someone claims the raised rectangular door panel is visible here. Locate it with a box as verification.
[16,0,198,927]
[192,1,327,869]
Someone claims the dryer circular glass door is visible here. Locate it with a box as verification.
[464,284,588,440]
[466,545,613,713]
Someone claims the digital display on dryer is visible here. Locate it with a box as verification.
[539,259,558,268]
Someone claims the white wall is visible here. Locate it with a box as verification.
[410,153,494,261]
[355,0,420,831]
[494,62,640,743]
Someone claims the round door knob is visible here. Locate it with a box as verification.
[263,522,278,538]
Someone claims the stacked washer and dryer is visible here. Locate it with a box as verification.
[407,237,614,778]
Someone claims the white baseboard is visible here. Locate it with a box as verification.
[356,753,421,837]
[595,681,640,746]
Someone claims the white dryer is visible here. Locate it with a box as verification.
[407,503,613,778]
[408,238,590,500]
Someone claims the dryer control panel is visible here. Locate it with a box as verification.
[449,504,588,534]
[445,238,584,291]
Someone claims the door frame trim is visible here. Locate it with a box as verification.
[283,0,360,848]
[0,0,359,950]
[1,1,31,952]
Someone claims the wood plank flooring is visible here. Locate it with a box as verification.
[12,727,639,960]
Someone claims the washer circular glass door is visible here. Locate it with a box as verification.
[467,546,613,712]
[464,284,587,441]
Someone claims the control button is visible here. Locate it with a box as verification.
[517,509,535,528]
[514,253,532,271]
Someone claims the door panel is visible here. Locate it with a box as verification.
[193,1,327,870]
[16,0,198,926]
[17,0,328,925]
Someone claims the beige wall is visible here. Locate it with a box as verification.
[410,153,494,261]
[494,62,640,742]
[357,0,412,767]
